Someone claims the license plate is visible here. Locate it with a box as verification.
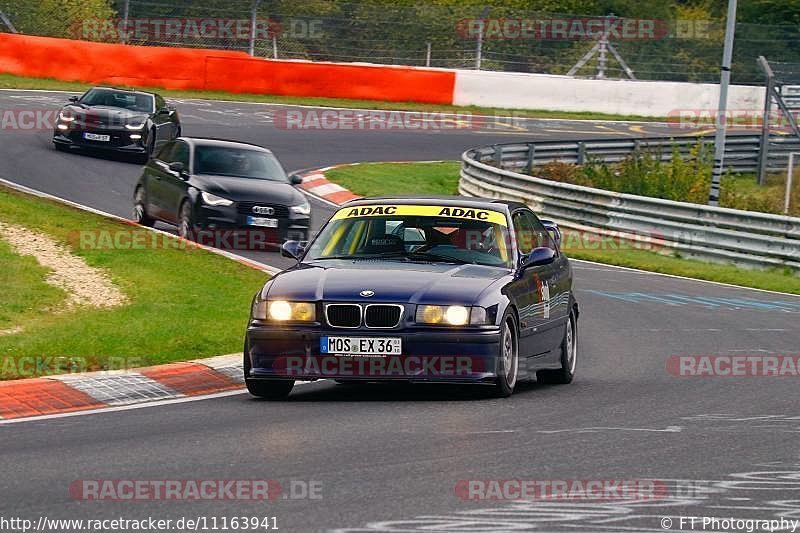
[247,216,278,228]
[321,336,401,356]
[84,133,110,141]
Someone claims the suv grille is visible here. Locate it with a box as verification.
[326,304,362,328]
[365,305,402,328]
[236,202,290,217]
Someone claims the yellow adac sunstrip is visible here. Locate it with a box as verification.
[332,204,508,226]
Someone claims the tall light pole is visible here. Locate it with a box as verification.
[708,0,738,206]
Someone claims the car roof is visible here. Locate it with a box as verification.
[178,137,273,153]
[343,195,529,212]
[90,86,157,97]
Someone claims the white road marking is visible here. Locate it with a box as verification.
[537,425,683,434]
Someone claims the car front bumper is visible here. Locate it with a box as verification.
[194,205,310,245]
[245,325,503,383]
[53,129,147,153]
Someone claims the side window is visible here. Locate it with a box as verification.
[155,141,176,162]
[528,214,557,252]
[171,141,190,167]
[512,211,536,255]
[155,94,166,111]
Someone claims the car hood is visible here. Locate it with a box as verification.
[265,261,510,305]
[64,104,149,123]
[191,175,304,204]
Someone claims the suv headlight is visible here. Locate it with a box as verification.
[258,300,316,322]
[290,200,311,215]
[58,110,76,122]
[415,305,488,326]
[125,122,146,130]
[200,191,233,206]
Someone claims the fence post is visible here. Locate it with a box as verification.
[425,42,431,67]
[475,7,489,70]
[493,145,502,167]
[248,0,260,56]
[757,56,774,186]
[525,143,536,175]
[120,0,129,43]
[577,142,586,165]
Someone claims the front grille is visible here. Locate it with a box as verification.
[365,305,402,328]
[326,304,362,328]
[236,202,290,217]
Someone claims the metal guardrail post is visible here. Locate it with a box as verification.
[577,142,586,164]
[757,56,775,186]
[493,145,502,167]
[525,143,535,175]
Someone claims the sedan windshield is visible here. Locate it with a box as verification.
[194,146,289,181]
[305,206,513,268]
[80,89,154,113]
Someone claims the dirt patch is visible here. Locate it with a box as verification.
[0,221,127,309]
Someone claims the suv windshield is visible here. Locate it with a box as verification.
[194,146,289,181]
[305,205,512,268]
[80,89,154,113]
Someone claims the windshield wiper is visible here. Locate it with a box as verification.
[401,251,471,264]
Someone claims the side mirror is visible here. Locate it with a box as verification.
[520,247,556,270]
[158,107,170,115]
[540,219,562,248]
[290,175,303,185]
[68,95,79,103]
[281,240,307,260]
[168,161,187,178]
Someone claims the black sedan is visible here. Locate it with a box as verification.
[244,197,578,399]
[53,87,180,162]
[132,137,310,246]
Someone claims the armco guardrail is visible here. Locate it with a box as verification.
[459,135,800,271]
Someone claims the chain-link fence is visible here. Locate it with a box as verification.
[2,0,800,85]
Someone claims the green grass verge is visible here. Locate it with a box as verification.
[324,161,800,294]
[0,184,268,379]
[0,238,66,332]
[0,73,664,122]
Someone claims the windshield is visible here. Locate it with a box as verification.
[305,204,512,268]
[80,89,154,113]
[193,146,288,181]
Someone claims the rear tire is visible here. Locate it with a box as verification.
[537,310,577,385]
[132,186,155,227]
[491,312,519,398]
[243,342,294,400]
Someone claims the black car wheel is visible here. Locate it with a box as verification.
[139,130,156,163]
[177,200,196,241]
[243,341,295,400]
[537,309,577,385]
[492,311,519,398]
[132,186,155,227]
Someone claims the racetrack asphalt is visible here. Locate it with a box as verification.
[1,91,799,532]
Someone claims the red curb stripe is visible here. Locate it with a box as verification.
[140,363,240,397]
[327,191,362,204]
[301,178,331,189]
[0,379,105,419]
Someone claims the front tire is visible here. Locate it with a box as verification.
[537,310,577,385]
[492,312,519,398]
[243,342,294,400]
[132,186,155,227]
[177,200,196,241]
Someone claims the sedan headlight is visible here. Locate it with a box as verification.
[415,305,488,326]
[125,122,146,130]
[290,201,311,215]
[58,110,76,122]
[200,191,233,206]
[261,300,316,322]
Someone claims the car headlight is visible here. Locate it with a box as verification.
[415,305,488,326]
[58,110,76,122]
[200,191,233,206]
[261,300,316,322]
[290,201,311,215]
[125,122,146,130]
